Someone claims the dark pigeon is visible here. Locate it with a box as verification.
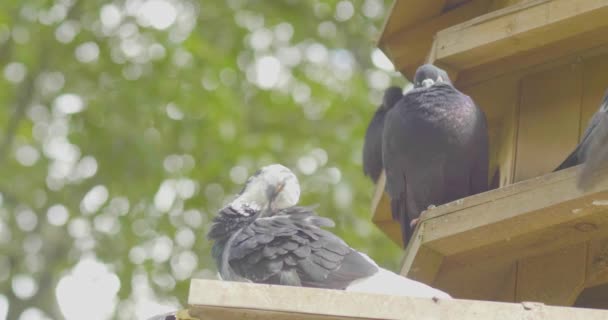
[382,64,489,245]
[555,89,608,189]
[207,164,451,298]
[210,205,378,289]
[362,86,404,183]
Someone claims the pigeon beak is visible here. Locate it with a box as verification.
[265,180,286,206]
[422,79,435,88]
[275,181,285,196]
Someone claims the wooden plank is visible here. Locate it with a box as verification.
[455,26,608,88]
[461,73,520,186]
[443,204,608,268]
[379,0,446,40]
[516,243,587,305]
[490,0,539,11]
[381,0,491,80]
[581,53,608,138]
[370,170,388,220]
[373,220,403,247]
[188,279,608,320]
[400,223,444,283]
[370,171,404,247]
[416,165,608,257]
[515,63,582,182]
[433,0,608,70]
[585,238,608,287]
[433,259,517,302]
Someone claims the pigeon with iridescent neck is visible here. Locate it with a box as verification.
[383,64,489,245]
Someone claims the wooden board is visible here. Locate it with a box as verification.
[187,279,608,320]
[581,54,608,137]
[514,63,582,181]
[370,171,404,247]
[379,0,446,40]
[516,243,587,305]
[401,165,608,286]
[432,0,608,71]
[433,258,517,302]
[461,73,520,186]
[378,0,492,80]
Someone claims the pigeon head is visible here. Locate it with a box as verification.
[232,164,301,216]
[380,86,404,111]
[413,64,452,88]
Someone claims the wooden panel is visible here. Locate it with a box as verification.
[490,0,537,10]
[370,171,403,247]
[400,222,444,283]
[462,74,520,186]
[581,54,608,137]
[188,279,608,320]
[516,243,587,305]
[402,165,608,269]
[434,259,516,302]
[456,26,608,88]
[585,238,608,287]
[433,0,608,70]
[515,63,582,181]
[380,0,491,80]
[380,0,446,39]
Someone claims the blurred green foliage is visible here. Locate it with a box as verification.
[0,0,407,318]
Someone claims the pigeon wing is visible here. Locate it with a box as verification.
[226,207,377,289]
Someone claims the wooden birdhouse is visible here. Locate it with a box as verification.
[372,0,608,309]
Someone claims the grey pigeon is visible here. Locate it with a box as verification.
[363,86,404,183]
[383,64,489,245]
[207,164,451,298]
[555,89,608,189]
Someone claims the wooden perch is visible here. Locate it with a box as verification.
[186,279,608,320]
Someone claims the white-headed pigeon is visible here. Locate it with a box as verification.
[207,164,451,298]
[382,64,489,245]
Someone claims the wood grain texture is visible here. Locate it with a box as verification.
[515,63,582,181]
[516,243,587,305]
[434,0,608,70]
[187,279,608,320]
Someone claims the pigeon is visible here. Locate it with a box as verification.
[207,164,451,299]
[555,89,608,190]
[383,64,489,245]
[363,86,404,183]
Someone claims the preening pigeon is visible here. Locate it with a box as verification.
[363,86,404,183]
[207,164,451,299]
[383,64,489,245]
[555,89,608,190]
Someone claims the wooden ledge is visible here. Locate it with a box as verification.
[411,165,608,261]
[394,165,608,303]
[431,0,608,74]
[187,279,608,319]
